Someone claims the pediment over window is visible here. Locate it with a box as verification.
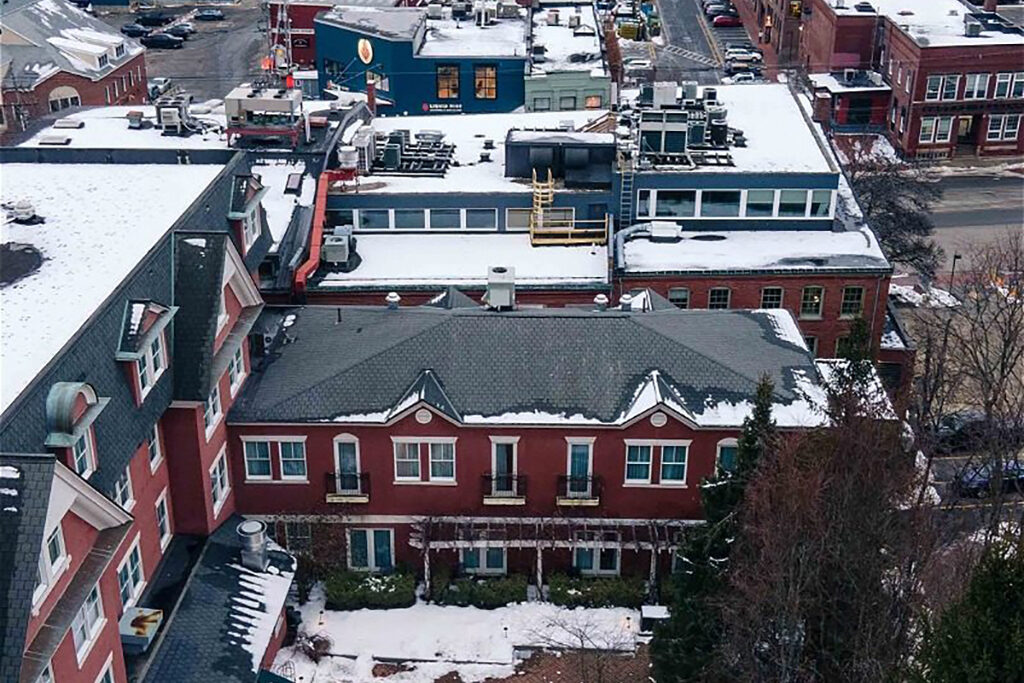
[43,382,109,448]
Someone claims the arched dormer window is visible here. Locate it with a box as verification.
[44,382,109,479]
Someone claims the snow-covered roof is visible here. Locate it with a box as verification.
[0,163,224,415]
[530,5,607,75]
[339,109,609,194]
[317,233,608,289]
[809,71,891,93]
[251,160,316,254]
[827,0,1024,47]
[619,226,889,274]
[419,13,529,58]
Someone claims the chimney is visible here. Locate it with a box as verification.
[619,293,634,311]
[594,293,609,311]
[386,291,401,310]
[237,520,269,572]
[483,266,516,310]
[984,0,996,11]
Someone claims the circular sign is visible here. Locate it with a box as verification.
[415,408,433,424]
[650,412,668,427]
[357,38,374,65]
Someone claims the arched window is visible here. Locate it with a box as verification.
[48,86,81,113]
[717,438,739,474]
[44,382,109,479]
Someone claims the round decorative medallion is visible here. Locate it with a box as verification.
[415,408,432,424]
[650,412,668,427]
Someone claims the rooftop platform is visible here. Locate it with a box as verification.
[809,71,891,93]
[0,162,224,414]
[313,233,609,290]
[827,0,1024,47]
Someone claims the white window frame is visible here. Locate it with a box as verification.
[924,75,942,101]
[390,437,457,483]
[72,430,96,479]
[919,116,937,144]
[462,546,507,575]
[800,285,824,319]
[963,73,989,100]
[203,382,223,440]
[994,72,1012,98]
[155,489,172,551]
[637,188,835,221]
[760,287,784,309]
[565,437,596,498]
[717,438,740,473]
[940,74,960,101]
[428,441,456,482]
[346,527,395,572]
[210,447,230,517]
[38,661,55,683]
[71,583,105,664]
[114,465,134,512]
[94,654,115,683]
[489,436,520,495]
[658,441,691,485]
[243,439,274,481]
[572,531,621,576]
[623,440,653,485]
[1012,72,1024,98]
[33,525,70,609]
[334,434,363,492]
[392,439,421,482]
[279,439,309,481]
[117,535,145,609]
[988,114,1021,142]
[840,285,865,318]
[148,424,163,472]
[243,206,261,249]
[228,346,246,396]
[935,117,953,143]
[137,332,167,400]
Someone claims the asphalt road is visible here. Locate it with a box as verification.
[926,174,1024,266]
[652,0,722,84]
[101,3,265,101]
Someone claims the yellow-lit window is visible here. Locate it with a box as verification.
[437,65,459,99]
[475,65,496,99]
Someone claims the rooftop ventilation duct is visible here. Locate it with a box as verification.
[483,266,515,310]
[386,291,401,309]
[238,520,269,572]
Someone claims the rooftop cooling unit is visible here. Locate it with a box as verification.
[427,2,443,18]
[483,266,516,310]
[843,68,857,83]
[568,13,581,28]
[965,20,982,36]
[322,226,354,265]
[382,143,402,170]
[352,128,375,173]
[680,81,699,100]
[547,9,560,24]
[119,607,164,655]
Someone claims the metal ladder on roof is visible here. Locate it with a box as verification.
[617,154,635,230]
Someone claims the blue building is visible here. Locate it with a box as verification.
[315,5,529,115]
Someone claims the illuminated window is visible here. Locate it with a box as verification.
[474,65,496,99]
[436,64,459,99]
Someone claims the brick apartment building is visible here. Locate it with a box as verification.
[0,0,147,139]
[751,0,804,64]
[800,0,1024,158]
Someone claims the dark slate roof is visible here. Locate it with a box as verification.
[230,305,819,425]
[0,454,54,683]
[425,287,481,310]
[142,515,296,683]
[173,234,228,402]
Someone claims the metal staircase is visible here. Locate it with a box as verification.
[529,168,608,246]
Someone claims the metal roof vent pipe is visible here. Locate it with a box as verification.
[386,291,402,310]
[594,293,609,311]
[620,293,634,311]
[237,519,269,572]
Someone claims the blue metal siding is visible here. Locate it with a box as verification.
[316,22,526,114]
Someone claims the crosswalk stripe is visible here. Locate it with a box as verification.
[660,44,719,67]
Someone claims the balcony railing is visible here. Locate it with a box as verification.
[325,472,370,503]
[481,473,527,505]
[556,475,603,506]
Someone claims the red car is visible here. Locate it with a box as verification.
[713,14,743,27]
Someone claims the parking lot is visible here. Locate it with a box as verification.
[99,1,265,100]
[650,0,763,84]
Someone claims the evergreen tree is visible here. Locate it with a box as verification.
[650,376,777,681]
[916,537,1024,683]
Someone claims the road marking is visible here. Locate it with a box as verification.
[661,43,718,66]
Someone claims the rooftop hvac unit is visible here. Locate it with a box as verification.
[680,81,699,100]
[702,86,717,102]
[52,117,84,129]
[353,128,375,172]
[639,110,689,153]
[706,105,727,122]
[709,120,728,146]
[649,221,680,242]
[338,145,359,171]
[452,1,470,18]
[687,120,706,146]
[965,20,982,36]
[568,13,581,28]
[322,226,354,264]
[547,9,560,24]
[652,82,677,109]
[382,143,402,170]
[427,2,443,18]
[483,266,516,310]
[843,68,856,83]
[497,1,519,17]
[119,607,164,655]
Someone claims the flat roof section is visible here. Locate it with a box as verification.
[315,232,609,289]
[418,13,529,58]
[828,0,1024,47]
[0,163,224,415]
[530,5,606,75]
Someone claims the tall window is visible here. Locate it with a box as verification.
[660,444,688,482]
[668,287,690,309]
[941,74,960,100]
[919,117,937,143]
[348,528,394,571]
[624,444,652,483]
[935,117,953,143]
[72,432,95,479]
[394,442,421,480]
[243,208,261,249]
[428,442,455,481]
[204,384,222,435]
[717,440,739,473]
[994,72,1012,98]
[243,441,272,479]
[474,65,497,99]
[280,441,307,480]
[1013,72,1024,98]
[566,440,594,497]
[114,466,134,510]
[924,75,942,101]
[148,424,163,471]
[963,73,989,99]
[45,527,66,575]
[840,286,865,318]
[708,287,731,310]
[760,287,783,309]
[210,449,230,512]
[436,64,459,99]
[71,584,103,659]
[228,346,245,395]
[155,491,171,548]
[795,290,823,323]
[137,333,166,398]
[117,541,144,608]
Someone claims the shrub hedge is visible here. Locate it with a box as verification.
[548,573,646,608]
[324,571,417,610]
[434,574,528,609]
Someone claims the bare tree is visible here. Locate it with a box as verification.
[531,611,636,683]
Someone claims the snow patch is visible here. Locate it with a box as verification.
[0,466,22,479]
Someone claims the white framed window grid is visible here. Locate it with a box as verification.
[634,188,834,221]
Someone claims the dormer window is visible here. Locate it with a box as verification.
[137,334,167,398]
[243,207,261,250]
[204,384,223,439]
[45,382,109,478]
[115,44,125,58]
[72,431,96,479]
[117,300,176,404]
[98,54,109,68]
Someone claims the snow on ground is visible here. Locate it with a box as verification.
[890,283,959,308]
[319,233,609,288]
[252,160,316,253]
[271,587,638,683]
[832,134,900,166]
[0,163,223,414]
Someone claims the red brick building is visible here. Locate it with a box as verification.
[0,0,147,139]
[800,0,1024,158]
[268,0,398,67]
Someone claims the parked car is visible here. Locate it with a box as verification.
[724,61,762,76]
[724,48,762,61]
[953,459,1024,498]
[137,11,173,26]
[195,7,225,20]
[721,72,760,84]
[713,14,743,26]
[725,40,757,51]
[704,3,729,15]
[165,24,194,38]
[148,77,173,99]
[140,33,184,49]
[121,23,151,37]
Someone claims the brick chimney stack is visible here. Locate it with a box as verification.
[984,0,997,12]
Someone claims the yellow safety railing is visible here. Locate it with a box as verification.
[529,169,609,246]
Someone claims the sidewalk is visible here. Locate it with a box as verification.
[731,0,782,79]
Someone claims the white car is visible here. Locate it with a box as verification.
[721,72,759,84]
[724,49,763,63]
[624,58,653,71]
[147,77,173,99]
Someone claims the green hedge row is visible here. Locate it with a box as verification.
[324,571,416,610]
[548,573,647,608]
[434,574,528,609]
